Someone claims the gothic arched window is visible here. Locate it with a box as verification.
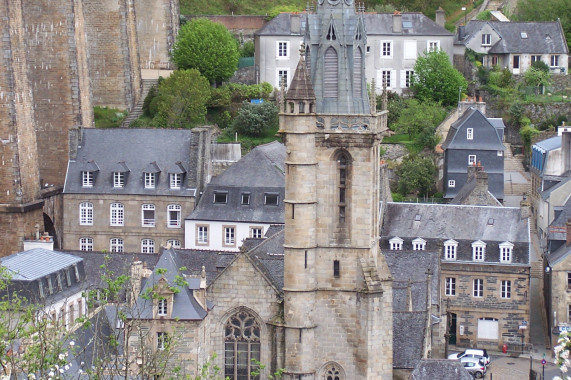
[324,47,338,98]
[353,47,363,98]
[224,310,261,380]
[323,363,345,380]
[336,151,351,224]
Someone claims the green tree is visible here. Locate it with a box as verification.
[411,50,468,106]
[395,155,437,197]
[232,101,279,137]
[524,67,552,89]
[173,18,239,85]
[151,69,211,129]
[392,99,446,150]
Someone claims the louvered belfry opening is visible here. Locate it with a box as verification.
[324,47,338,98]
[353,47,362,99]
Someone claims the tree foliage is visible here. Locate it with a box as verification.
[411,50,468,106]
[392,99,446,150]
[395,155,437,197]
[149,69,211,129]
[173,18,239,84]
[232,101,279,137]
[524,67,552,88]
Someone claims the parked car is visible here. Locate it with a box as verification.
[448,348,490,366]
[460,357,486,378]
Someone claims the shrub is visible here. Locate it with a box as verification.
[531,60,550,73]
[232,101,278,137]
[240,41,255,58]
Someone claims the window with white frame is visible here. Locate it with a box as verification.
[473,278,484,297]
[382,70,391,88]
[445,277,456,296]
[141,239,155,253]
[110,238,124,253]
[157,298,167,316]
[405,70,414,87]
[444,240,458,260]
[141,204,155,227]
[412,238,426,251]
[167,239,181,248]
[170,173,182,189]
[498,150,503,156]
[277,69,289,88]
[381,41,393,58]
[481,34,491,46]
[427,40,440,51]
[501,280,511,298]
[79,202,93,225]
[277,41,289,58]
[241,193,250,205]
[251,227,263,238]
[389,237,403,250]
[79,237,93,251]
[113,172,124,188]
[467,128,473,140]
[157,332,168,350]
[223,226,235,246]
[197,225,209,245]
[214,192,228,204]
[110,203,124,226]
[468,155,477,165]
[531,55,542,63]
[82,171,94,187]
[472,241,486,261]
[264,193,279,205]
[167,204,181,228]
[499,242,513,263]
[551,55,560,67]
[144,172,155,189]
[448,180,456,188]
[403,40,417,59]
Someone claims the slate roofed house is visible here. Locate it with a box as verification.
[254,11,454,94]
[63,127,212,254]
[442,107,505,201]
[455,20,569,74]
[0,248,87,329]
[184,141,285,252]
[410,359,473,380]
[381,202,530,351]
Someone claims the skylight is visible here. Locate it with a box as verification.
[520,32,528,39]
[403,21,413,28]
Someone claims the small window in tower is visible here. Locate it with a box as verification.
[327,24,337,40]
[289,102,295,113]
[299,102,305,113]
[333,260,340,278]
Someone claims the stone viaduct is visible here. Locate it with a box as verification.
[0,0,179,256]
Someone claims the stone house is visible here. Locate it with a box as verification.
[381,202,531,351]
[254,11,454,94]
[63,128,212,253]
[530,129,571,240]
[184,141,285,252]
[442,107,505,201]
[454,20,569,74]
[450,165,502,206]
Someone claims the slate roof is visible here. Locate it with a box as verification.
[451,170,502,206]
[535,135,561,152]
[287,56,316,100]
[548,197,571,241]
[393,311,427,369]
[381,202,530,264]
[255,12,452,37]
[459,20,568,54]
[441,108,505,151]
[410,359,473,380]
[187,141,285,223]
[547,242,571,267]
[0,249,82,281]
[64,128,202,196]
[243,228,285,292]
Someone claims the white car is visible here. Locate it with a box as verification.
[460,357,486,378]
[448,348,490,366]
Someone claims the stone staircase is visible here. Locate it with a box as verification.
[121,79,158,127]
[530,261,543,279]
[503,143,530,196]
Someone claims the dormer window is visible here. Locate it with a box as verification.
[157,298,167,316]
[214,192,228,204]
[145,173,155,189]
[482,34,491,46]
[113,172,125,188]
[264,193,279,206]
[472,241,486,262]
[241,193,250,205]
[170,173,182,189]
[444,239,458,260]
[412,238,426,251]
[389,237,403,250]
[499,242,514,263]
[467,128,473,140]
[82,171,94,187]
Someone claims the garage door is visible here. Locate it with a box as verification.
[478,318,499,340]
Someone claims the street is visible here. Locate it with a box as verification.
[484,355,561,379]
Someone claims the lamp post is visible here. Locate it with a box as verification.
[462,7,467,25]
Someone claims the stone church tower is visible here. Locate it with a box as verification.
[280,1,393,379]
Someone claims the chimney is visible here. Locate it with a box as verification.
[194,266,208,310]
[567,219,571,246]
[129,261,144,306]
[291,14,300,34]
[393,12,402,33]
[520,195,531,220]
[436,8,446,28]
[562,131,571,173]
[475,167,488,193]
[458,25,466,41]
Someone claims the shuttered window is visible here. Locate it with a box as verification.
[353,47,362,98]
[324,47,338,98]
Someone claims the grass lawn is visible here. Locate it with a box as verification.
[94,106,127,128]
[216,125,281,154]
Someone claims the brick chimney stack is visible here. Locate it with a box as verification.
[566,219,571,246]
[393,11,402,33]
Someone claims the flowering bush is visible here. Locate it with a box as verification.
[554,331,571,379]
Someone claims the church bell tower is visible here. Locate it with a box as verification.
[279,1,393,379]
